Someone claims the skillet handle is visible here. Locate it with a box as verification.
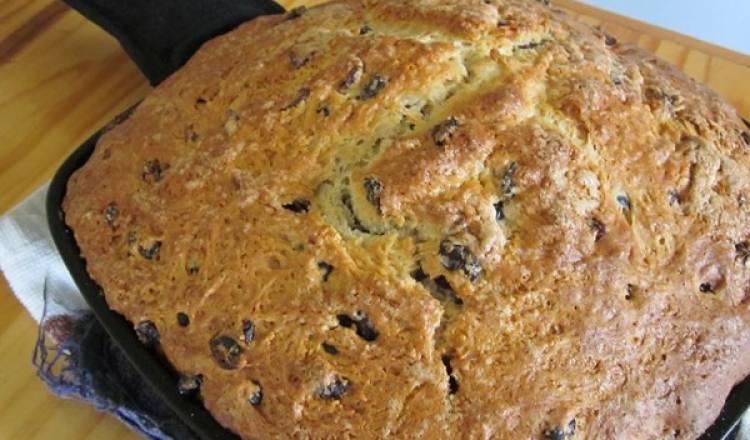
[62,0,285,86]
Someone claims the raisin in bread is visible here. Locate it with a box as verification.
[63,0,750,438]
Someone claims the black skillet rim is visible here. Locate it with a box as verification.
[46,107,750,440]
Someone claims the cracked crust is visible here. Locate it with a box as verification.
[63,0,750,438]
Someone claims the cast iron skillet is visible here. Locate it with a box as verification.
[47,1,750,438]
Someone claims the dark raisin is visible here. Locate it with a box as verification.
[339,62,364,93]
[354,317,379,341]
[317,104,331,117]
[281,87,311,111]
[589,217,606,242]
[352,313,379,341]
[341,191,371,233]
[432,274,453,291]
[410,265,429,282]
[337,313,379,342]
[699,282,714,294]
[322,342,339,355]
[135,320,160,346]
[286,6,307,19]
[318,261,334,282]
[543,419,576,440]
[187,261,200,275]
[447,376,459,394]
[735,241,750,265]
[177,312,190,327]
[337,314,355,328]
[536,0,550,5]
[516,41,540,50]
[358,75,388,100]
[431,117,460,147]
[138,241,162,260]
[177,373,203,395]
[502,161,518,198]
[441,354,459,394]
[248,381,263,406]
[104,202,119,227]
[209,335,244,370]
[413,267,464,306]
[439,240,482,282]
[289,52,312,69]
[494,201,505,221]
[196,97,207,106]
[742,132,750,146]
[668,189,681,205]
[605,34,618,46]
[363,176,383,211]
[248,391,263,406]
[617,195,631,210]
[317,376,350,399]
[242,319,256,344]
[282,198,311,213]
[142,159,166,182]
[625,284,635,300]
[567,419,577,435]
[359,24,372,35]
[433,275,464,306]
[497,19,510,27]
[439,242,464,272]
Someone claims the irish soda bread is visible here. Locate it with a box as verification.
[63,0,750,438]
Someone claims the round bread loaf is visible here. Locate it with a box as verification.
[63,0,750,438]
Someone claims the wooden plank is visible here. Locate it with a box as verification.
[0,1,748,438]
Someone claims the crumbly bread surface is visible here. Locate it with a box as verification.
[63,1,750,438]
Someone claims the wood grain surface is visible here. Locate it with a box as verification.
[0,1,748,438]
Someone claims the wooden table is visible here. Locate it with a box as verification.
[1,0,749,438]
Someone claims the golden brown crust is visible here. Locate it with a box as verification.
[63,0,750,438]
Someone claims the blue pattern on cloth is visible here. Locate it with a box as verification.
[32,285,197,440]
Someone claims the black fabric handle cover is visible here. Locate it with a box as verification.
[63,0,285,85]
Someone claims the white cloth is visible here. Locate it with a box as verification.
[0,184,88,322]
[0,183,748,438]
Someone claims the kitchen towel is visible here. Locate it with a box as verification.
[1,184,749,439]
